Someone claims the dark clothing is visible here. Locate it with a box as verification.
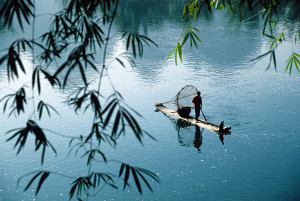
[195,105,201,120]
[192,96,202,106]
[192,95,202,120]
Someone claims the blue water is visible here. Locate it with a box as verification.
[1,0,300,200]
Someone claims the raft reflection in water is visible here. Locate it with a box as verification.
[174,118,225,152]
[156,110,227,152]
[176,119,203,152]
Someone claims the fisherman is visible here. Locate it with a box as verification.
[192,91,202,121]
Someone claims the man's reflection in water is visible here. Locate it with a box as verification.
[163,115,226,152]
[193,125,203,152]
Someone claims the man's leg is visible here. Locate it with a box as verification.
[195,108,200,120]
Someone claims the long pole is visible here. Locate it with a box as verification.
[201,109,207,121]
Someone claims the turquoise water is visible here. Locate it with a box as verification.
[1,1,300,200]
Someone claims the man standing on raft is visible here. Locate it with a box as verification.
[192,91,202,121]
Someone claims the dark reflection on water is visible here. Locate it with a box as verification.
[1,0,300,85]
[193,125,203,151]
[175,119,203,151]
[159,111,227,152]
[112,0,266,81]
[115,0,186,33]
[112,0,300,82]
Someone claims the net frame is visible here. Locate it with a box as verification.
[175,85,199,109]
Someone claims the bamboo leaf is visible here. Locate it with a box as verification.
[119,163,125,177]
[251,50,272,62]
[96,149,107,163]
[123,110,142,143]
[111,111,121,138]
[102,98,117,114]
[136,167,160,182]
[37,68,41,94]
[181,33,189,46]
[123,165,130,190]
[175,47,178,65]
[272,50,276,70]
[131,167,142,194]
[103,101,118,128]
[167,47,176,60]
[137,171,152,192]
[116,58,125,68]
[286,56,292,73]
[78,61,87,86]
[263,33,275,39]
[132,35,136,58]
[126,33,131,50]
[191,31,201,42]
[293,52,300,57]
[0,0,33,31]
[177,43,182,63]
[23,172,43,191]
[35,169,49,195]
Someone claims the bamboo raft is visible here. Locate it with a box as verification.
[155,103,231,134]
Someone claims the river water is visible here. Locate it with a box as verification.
[0,1,300,200]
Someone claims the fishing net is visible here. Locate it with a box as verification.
[175,85,199,108]
[157,85,200,118]
[169,85,200,118]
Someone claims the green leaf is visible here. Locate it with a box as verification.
[182,4,188,19]
[263,33,275,39]
[285,52,300,74]
[167,47,176,60]
[293,52,300,57]
[170,26,201,65]
[175,47,178,65]
[286,55,292,73]
[177,43,182,63]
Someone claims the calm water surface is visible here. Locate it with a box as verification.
[0,1,300,201]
